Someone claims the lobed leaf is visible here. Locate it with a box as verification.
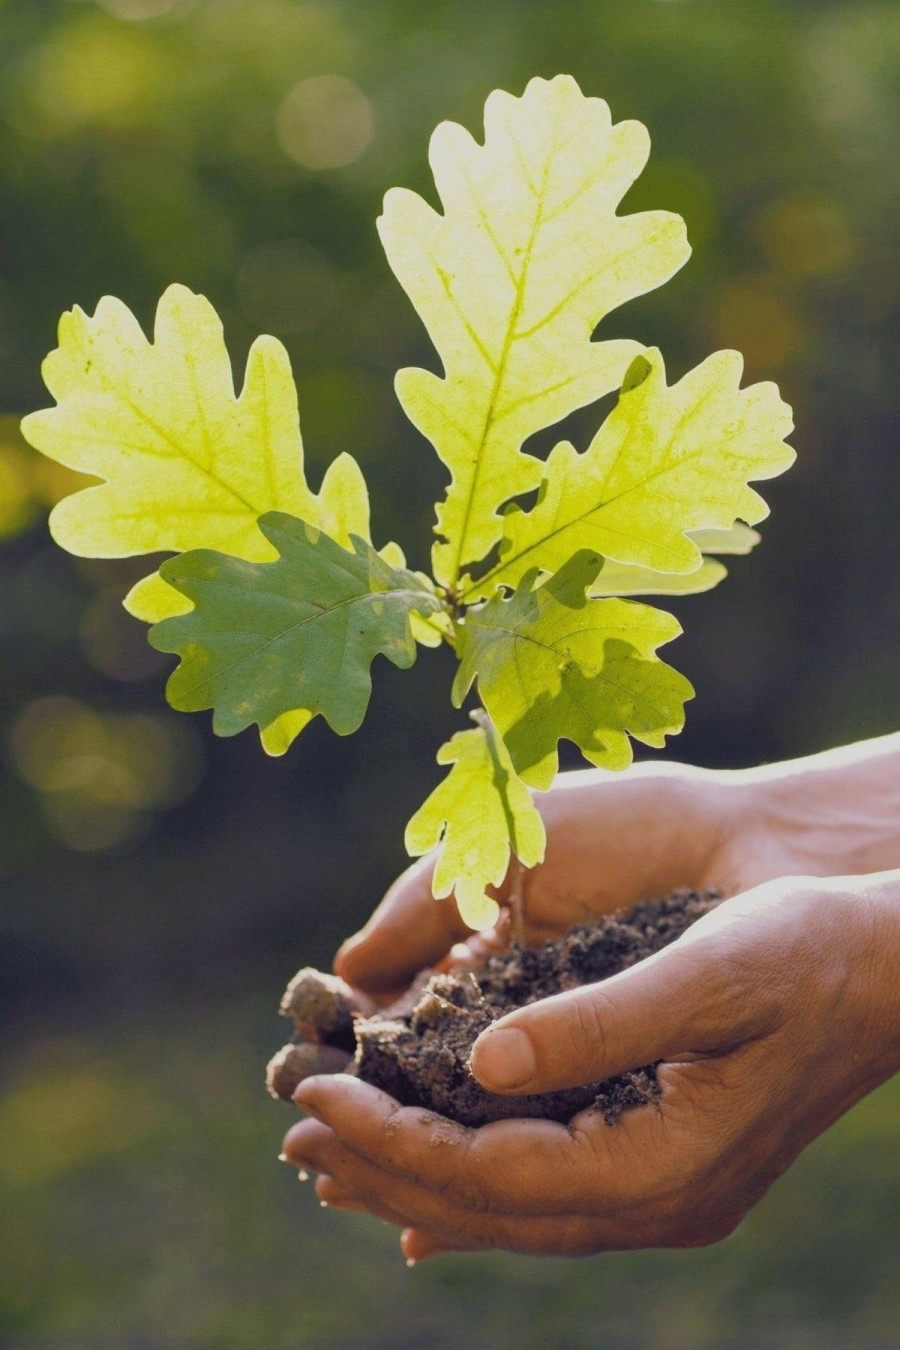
[405,716,546,931]
[149,513,443,741]
[20,285,374,608]
[20,284,392,753]
[470,350,793,600]
[453,552,693,789]
[380,74,690,590]
[591,523,761,597]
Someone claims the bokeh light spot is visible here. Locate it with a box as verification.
[236,239,336,334]
[29,24,167,133]
[79,587,171,682]
[706,280,807,374]
[756,191,853,279]
[9,697,204,852]
[276,75,374,170]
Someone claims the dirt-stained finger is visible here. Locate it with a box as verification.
[284,1118,640,1255]
[291,1073,666,1215]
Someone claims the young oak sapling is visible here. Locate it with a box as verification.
[23,75,795,1125]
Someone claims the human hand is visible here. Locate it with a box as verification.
[334,750,873,997]
[335,764,741,998]
[284,872,900,1261]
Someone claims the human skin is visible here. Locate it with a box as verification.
[282,734,900,1262]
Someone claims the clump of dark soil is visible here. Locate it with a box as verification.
[267,888,720,1127]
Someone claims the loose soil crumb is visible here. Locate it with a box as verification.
[268,888,720,1127]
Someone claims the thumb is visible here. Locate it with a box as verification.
[469,926,774,1095]
[334,855,472,995]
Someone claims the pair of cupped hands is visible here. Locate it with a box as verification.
[282,757,900,1263]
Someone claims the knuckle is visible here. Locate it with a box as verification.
[574,1125,639,1207]
[429,1136,494,1213]
[437,1172,493,1213]
[564,991,610,1067]
[678,936,771,1044]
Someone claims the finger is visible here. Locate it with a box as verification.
[318,1174,485,1255]
[286,1118,632,1255]
[334,856,471,994]
[316,1175,418,1229]
[318,1176,490,1258]
[401,1228,483,1262]
[436,923,511,974]
[291,1074,659,1215]
[470,919,782,1096]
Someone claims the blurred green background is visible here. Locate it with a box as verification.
[1,1,898,1346]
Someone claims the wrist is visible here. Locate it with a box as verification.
[716,735,900,880]
[843,871,900,1083]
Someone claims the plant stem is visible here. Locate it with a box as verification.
[508,854,526,945]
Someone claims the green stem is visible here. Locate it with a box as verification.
[507,854,526,946]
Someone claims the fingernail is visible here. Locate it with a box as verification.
[320,1200,329,1209]
[277,1152,288,1163]
[405,1258,416,1269]
[297,1170,309,1182]
[292,1086,320,1116]
[333,935,360,974]
[471,1027,536,1090]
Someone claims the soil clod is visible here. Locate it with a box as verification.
[268,889,720,1126]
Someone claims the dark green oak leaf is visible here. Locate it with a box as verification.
[452,551,693,789]
[150,512,443,739]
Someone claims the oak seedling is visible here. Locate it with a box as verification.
[23,75,795,933]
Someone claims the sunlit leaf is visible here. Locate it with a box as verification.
[405,715,546,931]
[21,284,385,752]
[590,525,760,596]
[21,284,373,611]
[453,551,693,789]
[590,557,728,596]
[380,74,690,590]
[150,513,444,741]
[472,350,792,599]
[688,523,761,555]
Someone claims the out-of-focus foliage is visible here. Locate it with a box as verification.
[0,1,897,1346]
[0,415,89,540]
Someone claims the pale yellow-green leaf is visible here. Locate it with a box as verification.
[472,350,793,599]
[260,710,314,757]
[591,557,728,597]
[689,523,761,555]
[379,74,691,590]
[590,524,761,596]
[454,552,693,790]
[378,540,452,648]
[405,717,546,931]
[21,284,371,606]
[20,284,382,753]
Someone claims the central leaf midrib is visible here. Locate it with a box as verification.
[464,402,736,601]
[446,126,556,589]
[173,584,433,700]
[89,306,274,522]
